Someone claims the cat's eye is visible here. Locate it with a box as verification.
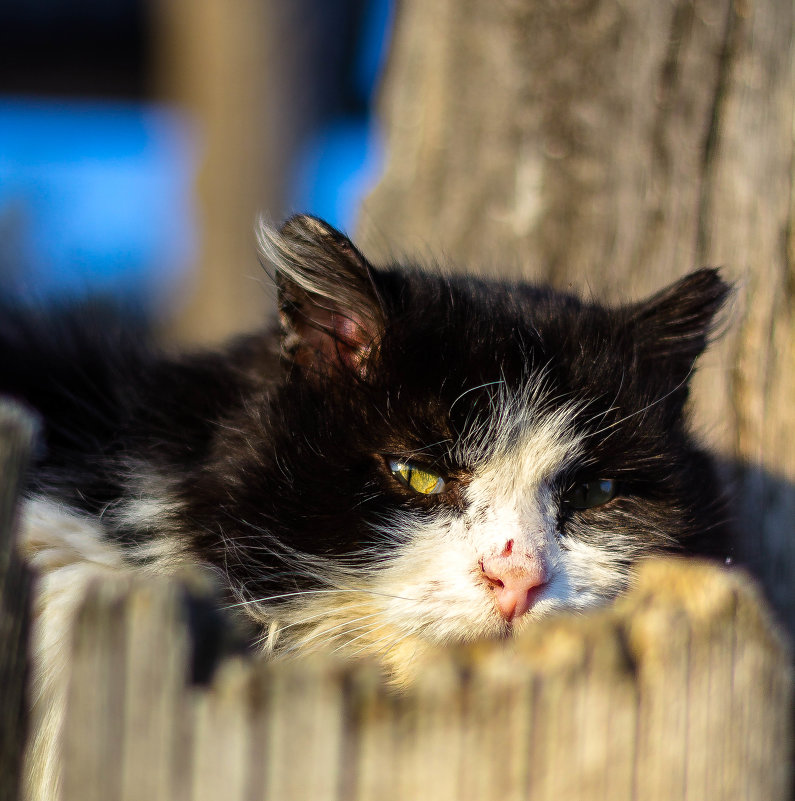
[562,479,617,510]
[388,459,447,495]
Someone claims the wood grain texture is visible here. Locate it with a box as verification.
[358,0,795,635]
[0,401,38,801]
[55,559,791,801]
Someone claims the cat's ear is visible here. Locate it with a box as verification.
[258,214,384,376]
[630,268,730,392]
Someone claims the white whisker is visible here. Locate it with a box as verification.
[280,611,387,656]
[588,364,696,438]
[223,586,421,610]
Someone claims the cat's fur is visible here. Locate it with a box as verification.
[5,215,730,800]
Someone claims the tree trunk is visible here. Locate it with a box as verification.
[358,0,795,635]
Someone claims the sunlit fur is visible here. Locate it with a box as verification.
[231,384,682,681]
[3,215,731,797]
[18,498,180,801]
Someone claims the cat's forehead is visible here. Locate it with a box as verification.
[376,363,587,477]
[452,383,585,477]
[379,268,617,368]
[364,270,643,470]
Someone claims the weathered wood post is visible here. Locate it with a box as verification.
[0,401,38,801]
[55,558,792,800]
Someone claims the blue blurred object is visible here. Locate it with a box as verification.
[290,0,393,231]
[354,0,394,104]
[0,0,391,305]
[0,98,196,305]
[291,118,384,232]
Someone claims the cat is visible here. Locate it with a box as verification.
[5,214,730,799]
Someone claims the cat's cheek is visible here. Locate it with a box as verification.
[553,536,632,608]
[373,498,562,635]
[364,513,509,639]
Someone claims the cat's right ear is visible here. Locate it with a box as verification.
[258,215,385,377]
[629,267,731,398]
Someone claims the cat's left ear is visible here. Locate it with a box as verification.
[629,268,731,393]
[258,214,384,376]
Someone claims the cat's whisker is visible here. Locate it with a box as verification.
[449,379,506,417]
[279,611,387,656]
[346,626,415,660]
[588,364,696,438]
[581,402,620,428]
[400,438,455,458]
[276,604,381,637]
[327,622,384,654]
[334,621,397,657]
[287,626,369,658]
[583,371,628,431]
[293,617,388,656]
[352,491,387,508]
[224,589,362,610]
[225,585,421,610]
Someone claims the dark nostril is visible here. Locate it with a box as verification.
[480,552,549,621]
[480,561,505,590]
[483,573,505,590]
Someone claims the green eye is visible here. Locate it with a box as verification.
[388,459,447,495]
[563,479,617,510]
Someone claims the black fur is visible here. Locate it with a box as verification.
[2,215,731,634]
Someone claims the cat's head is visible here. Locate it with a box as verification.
[214,215,729,675]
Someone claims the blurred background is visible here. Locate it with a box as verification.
[0,0,392,342]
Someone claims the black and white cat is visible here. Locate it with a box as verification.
[7,214,729,797]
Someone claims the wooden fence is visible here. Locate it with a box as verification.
[1,400,792,801]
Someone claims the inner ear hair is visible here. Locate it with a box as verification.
[257,214,385,377]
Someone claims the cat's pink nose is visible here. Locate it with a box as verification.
[480,548,548,621]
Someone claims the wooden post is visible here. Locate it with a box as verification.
[58,559,792,801]
[0,401,38,801]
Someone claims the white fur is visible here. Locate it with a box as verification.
[256,216,335,302]
[257,390,631,682]
[20,497,132,801]
[109,464,187,560]
[18,494,193,801]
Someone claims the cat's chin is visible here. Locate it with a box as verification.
[375,621,543,688]
[490,620,516,641]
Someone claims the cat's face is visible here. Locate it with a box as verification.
[192,215,728,676]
